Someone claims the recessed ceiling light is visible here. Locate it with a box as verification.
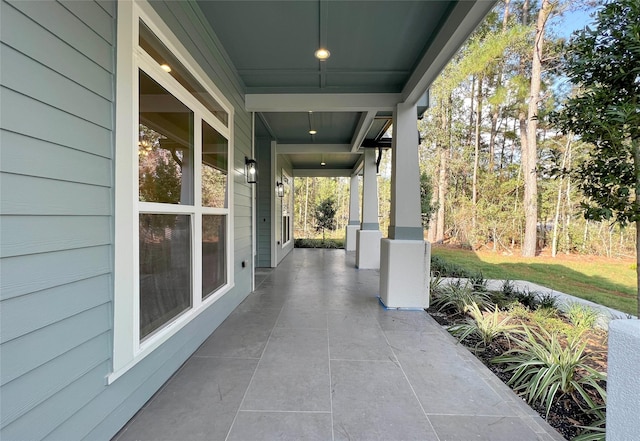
[160,64,172,72]
[320,161,326,166]
[314,48,330,61]
[309,130,317,135]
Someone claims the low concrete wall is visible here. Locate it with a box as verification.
[438,278,634,329]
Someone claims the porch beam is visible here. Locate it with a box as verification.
[277,144,356,154]
[401,1,496,106]
[245,93,401,112]
[294,168,352,177]
[351,156,364,175]
[350,111,377,152]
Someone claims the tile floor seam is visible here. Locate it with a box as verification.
[380,326,442,441]
[237,409,333,414]
[326,311,335,441]
[223,290,285,441]
[328,357,399,362]
[192,355,261,360]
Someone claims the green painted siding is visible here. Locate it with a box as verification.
[0,1,115,438]
[0,0,255,439]
[256,137,273,267]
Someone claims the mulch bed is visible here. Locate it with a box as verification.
[426,307,607,440]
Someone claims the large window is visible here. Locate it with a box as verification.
[112,2,233,379]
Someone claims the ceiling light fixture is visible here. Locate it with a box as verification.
[308,111,317,136]
[314,48,330,61]
[160,64,172,72]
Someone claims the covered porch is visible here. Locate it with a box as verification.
[114,249,563,441]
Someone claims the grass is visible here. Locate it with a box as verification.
[431,246,637,315]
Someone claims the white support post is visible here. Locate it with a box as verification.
[356,148,381,268]
[379,101,429,308]
[345,174,360,251]
[607,319,640,441]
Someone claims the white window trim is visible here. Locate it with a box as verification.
[111,0,234,383]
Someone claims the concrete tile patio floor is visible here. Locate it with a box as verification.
[114,249,565,441]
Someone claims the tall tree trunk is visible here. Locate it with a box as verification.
[522,0,553,257]
[564,142,573,254]
[633,139,640,317]
[472,75,483,233]
[468,76,476,146]
[434,95,450,243]
[436,146,448,243]
[489,0,511,171]
[552,137,571,257]
[636,221,639,317]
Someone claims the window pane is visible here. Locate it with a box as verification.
[139,20,229,127]
[202,215,226,299]
[139,70,194,205]
[202,121,228,208]
[139,214,192,339]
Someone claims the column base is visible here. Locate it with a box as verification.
[356,229,381,269]
[607,319,640,441]
[380,239,430,308]
[345,225,360,251]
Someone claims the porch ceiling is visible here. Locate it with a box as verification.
[195,0,495,174]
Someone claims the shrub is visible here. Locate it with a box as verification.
[492,326,606,418]
[469,272,488,292]
[448,303,521,348]
[501,279,517,297]
[514,287,539,310]
[294,238,344,249]
[430,272,445,297]
[536,292,558,311]
[573,405,606,441]
[508,303,531,320]
[566,303,601,332]
[430,255,472,278]
[431,282,490,314]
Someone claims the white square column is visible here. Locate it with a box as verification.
[379,101,430,308]
[380,240,430,308]
[345,174,360,251]
[607,319,640,441]
[356,229,382,269]
[356,149,381,268]
[345,224,359,251]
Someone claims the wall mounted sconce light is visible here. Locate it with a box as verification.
[245,156,257,184]
[276,181,284,198]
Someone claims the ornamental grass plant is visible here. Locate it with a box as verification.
[492,326,606,418]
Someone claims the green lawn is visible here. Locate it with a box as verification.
[431,246,637,316]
